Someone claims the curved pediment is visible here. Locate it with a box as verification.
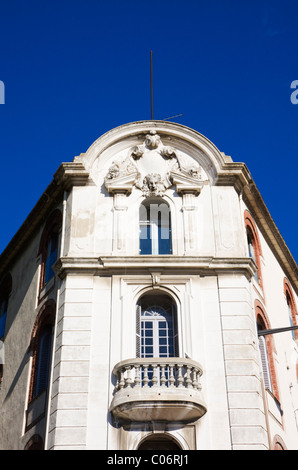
[75,121,231,196]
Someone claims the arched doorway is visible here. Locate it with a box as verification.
[138,435,182,450]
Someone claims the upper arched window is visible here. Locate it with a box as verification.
[283,278,298,341]
[244,211,263,287]
[139,199,172,255]
[39,209,62,289]
[0,274,12,340]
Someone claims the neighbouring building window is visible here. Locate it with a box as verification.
[38,209,62,289]
[139,199,172,255]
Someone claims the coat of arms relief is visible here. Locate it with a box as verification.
[104,130,205,196]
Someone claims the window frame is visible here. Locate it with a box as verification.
[28,300,55,403]
[139,198,172,256]
[136,293,178,359]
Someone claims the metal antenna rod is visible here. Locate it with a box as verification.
[150,51,153,120]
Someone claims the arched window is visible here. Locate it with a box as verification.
[255,301,280,401]
[39,209,62,289]
[44,228,59,285]
[138,435,182,450]
[0,274,12,340]
[273,435,287,450]
[244,211,263,287]
[283,278,298,341]
[139,199,172,255]
[35,324,52,396]
[28,300,55,402]
[136,293,178,358]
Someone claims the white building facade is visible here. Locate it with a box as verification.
[0,121,297,450]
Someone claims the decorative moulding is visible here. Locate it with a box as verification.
[54,255,257,281]
[104,130,205,197]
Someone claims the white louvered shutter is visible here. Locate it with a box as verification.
[258,335,272,391]
[136,304,141,358]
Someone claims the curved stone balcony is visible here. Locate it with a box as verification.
[110,357,207,422]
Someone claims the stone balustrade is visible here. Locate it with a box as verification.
[110,357,207,422]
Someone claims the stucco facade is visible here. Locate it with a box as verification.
[0,121,297,450]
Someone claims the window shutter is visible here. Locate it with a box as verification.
[258,335,272,390]
[136,304,141,358]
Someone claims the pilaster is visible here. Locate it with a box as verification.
[218,274,269,449]
[47,275,93,450]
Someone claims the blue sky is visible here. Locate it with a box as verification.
[0,0,297,262]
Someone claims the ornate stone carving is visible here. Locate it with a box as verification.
[141,173,168,197]
[145,130,161,149]
[160,146,177,159]
[104,129,205,197]
[105,162,120,180]
[131,146,144,160]
[188,166,202,179]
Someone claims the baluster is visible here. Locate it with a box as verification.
[143,365,149,387]
[177,365,183,388]
[135,365,141,388]
[192,367,199,389]
[152,364,158,387]
[160,365,166,386]
[125,366,132,387]
[186,365,192,388]
[169,365,175,387]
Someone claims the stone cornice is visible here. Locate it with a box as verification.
[53,162,90,189]
[54,255,257,280]
[215,162,253,193]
